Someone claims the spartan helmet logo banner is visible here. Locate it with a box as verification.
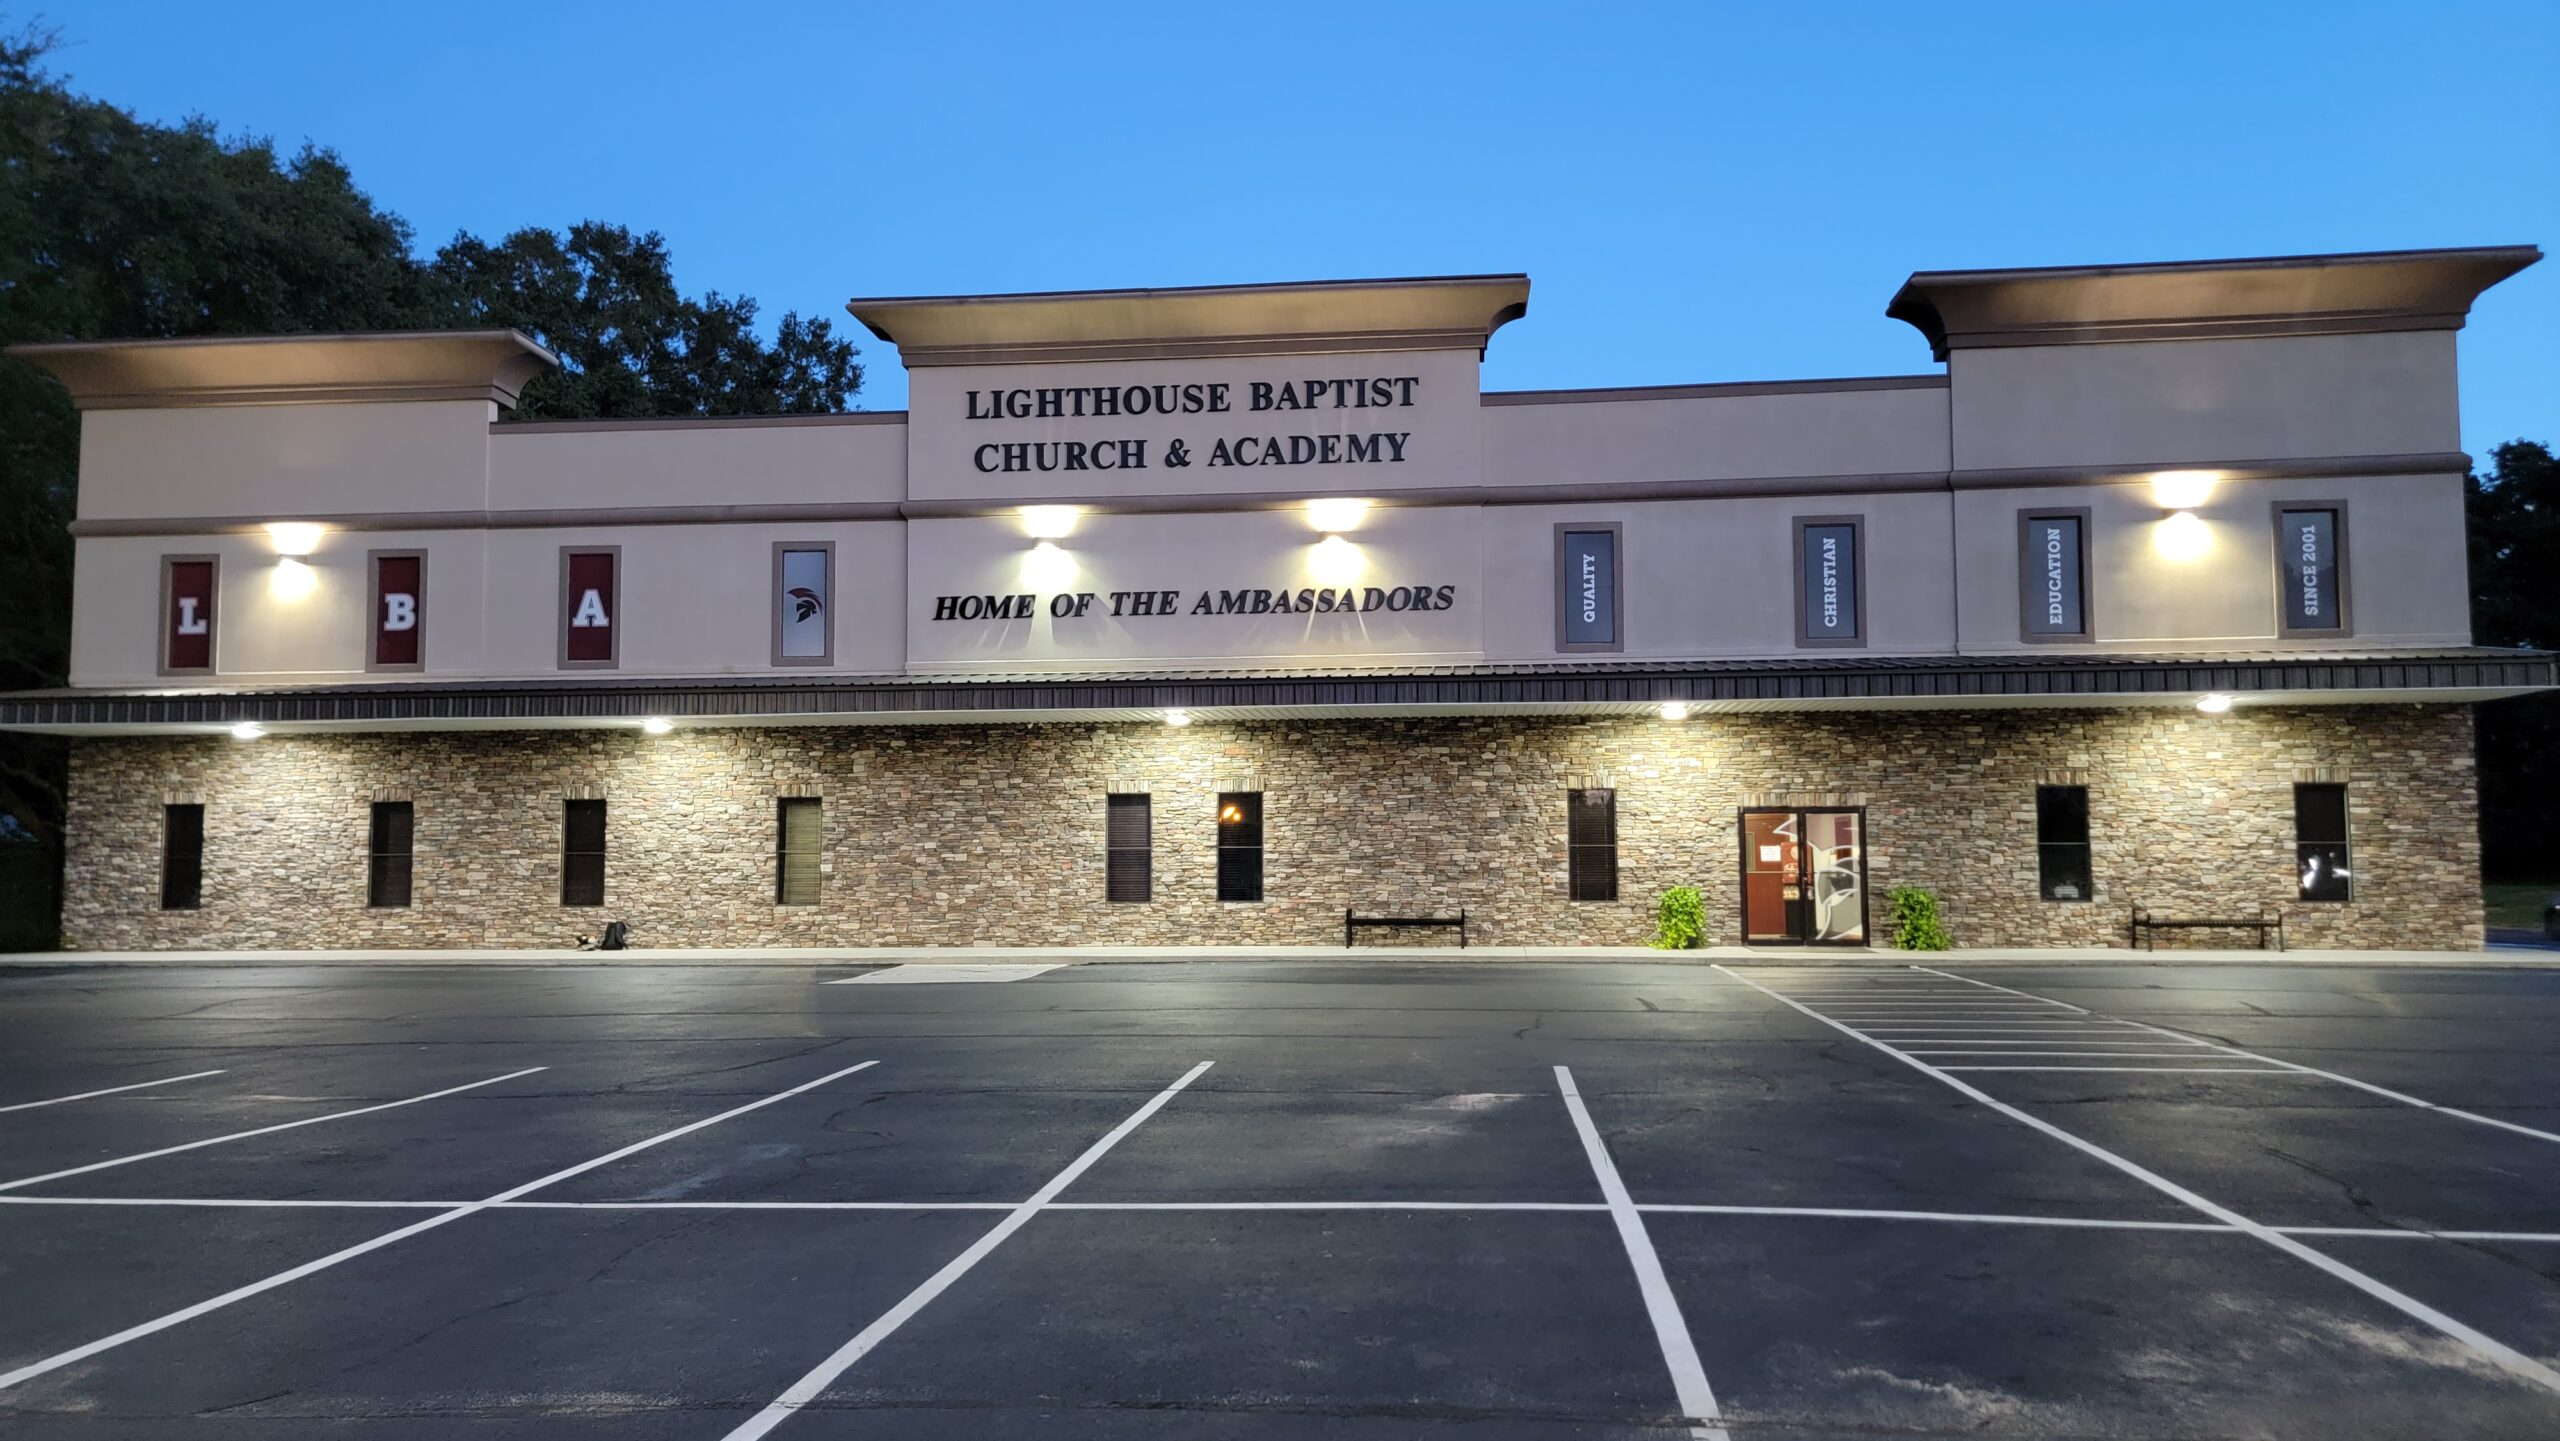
[777,547,830,660]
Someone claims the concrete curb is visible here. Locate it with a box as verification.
[3,945,2556,969]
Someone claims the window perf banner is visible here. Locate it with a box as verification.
[776,547,830,660]
[373,554,422,667]
[1557,528,1618,648]
[563,551,617,664]
[1797,522,1861,642]
[2277,508,2341,632]
[2020,514,2086,638]
[164,558,215,671]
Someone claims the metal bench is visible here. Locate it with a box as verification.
[1345,908,1468,948]
[2128,905,2284,951]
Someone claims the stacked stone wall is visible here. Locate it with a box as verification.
[58,705,2481,951]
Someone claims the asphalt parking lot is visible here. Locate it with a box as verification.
[1,958,2556,1439]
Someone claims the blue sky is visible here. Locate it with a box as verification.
[43,1,2560,456]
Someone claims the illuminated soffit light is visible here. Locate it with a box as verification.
[1163,709,1192,727]
[1020,505,1080,539]
[265,521,325,556]
[1305,497,1371,534]
[641,717,674,734]
[1660,702,1690,722]
[229,722,266,740]
[2195,693,2235,715]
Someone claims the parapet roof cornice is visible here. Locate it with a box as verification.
[1885,244,2542,360]
[5,330,560,410]
[846,274,1531,368]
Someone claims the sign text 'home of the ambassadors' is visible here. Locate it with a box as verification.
[962,374,1422,475]
[931,582,1458,623]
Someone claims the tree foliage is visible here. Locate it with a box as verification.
[2468,440,2560,880]
[0,26,860,944]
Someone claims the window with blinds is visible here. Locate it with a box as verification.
[161,803,203,910]
[1567,788,1617,902]
[561,799,606,907]
[1216,792,1263,902]
[367,801,413,908]
[777,798,822,905]
[1106,794,1152,903]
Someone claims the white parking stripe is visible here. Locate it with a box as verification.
[1556,1066,1728,1441]
[720,1061,1214,1441]
[1716,965,2560,1397]
[1910,966,2560,1149]
[0,1070,225,1114]
[1935,1066,2305,1074]
[0,1058,878,1392]
[1903,966,2091,1013]
[0,1067,546,1193]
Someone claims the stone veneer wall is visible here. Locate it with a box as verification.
[59,704,2480,951]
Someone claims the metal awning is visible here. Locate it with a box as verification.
[1,650,2548,735]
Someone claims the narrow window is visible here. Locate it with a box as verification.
[367,801,414,908]
[2035,786,2092,902]
[2295,783,2352,902]
[1215,792,1263,903]
[1568,788,1618,901]
[2274,504,2350,637]
[561,799,607,907]
[776,798,822,905]
[160,803,204,910]
[1106,794,1152,903]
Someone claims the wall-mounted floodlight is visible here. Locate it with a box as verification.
[268,557,320,602]
[1308,534,1364,587]
[2153,510,2212,562]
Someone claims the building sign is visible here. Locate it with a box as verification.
[960,375,1422,476]
[561,548,618,667]
[929,582,1456,622]
[162,556,216,673]
[1555,525,1621,651]
[1796,518,1864,645]
[774,544,833,664]
[2018,512,2087,640]
[371,552,423,669]
[2276,507,2344,633]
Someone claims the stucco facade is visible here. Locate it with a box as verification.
[5,246,2550,952]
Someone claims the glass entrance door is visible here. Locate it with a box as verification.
[1739,808,1868,944]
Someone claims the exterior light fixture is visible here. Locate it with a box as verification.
[641,717,674,734]
[1660,702,1690,722]
[228,722,266,740]
[2153,509,2212,561]
[1020,538,1078,589]
[1308,534,1364,586]
[1020,505,1080,539]
[1305,497,1371,534]
[264,522,325,556]
[1163,709,1192,727]
[2195,693,2234,715]
[268,556,319,602]
[2147,471,2219,511]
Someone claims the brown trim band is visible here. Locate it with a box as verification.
[9,652,2547,730]
[496,411,907,434]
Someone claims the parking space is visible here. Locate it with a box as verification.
[2,958,2556,1437]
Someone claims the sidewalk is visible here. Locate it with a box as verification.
[4,943,2556,968]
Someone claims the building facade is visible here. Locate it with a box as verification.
[4,247,2550,951]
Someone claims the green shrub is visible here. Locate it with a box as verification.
[1885,886,1953,951]
[1649,885,1707,949]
